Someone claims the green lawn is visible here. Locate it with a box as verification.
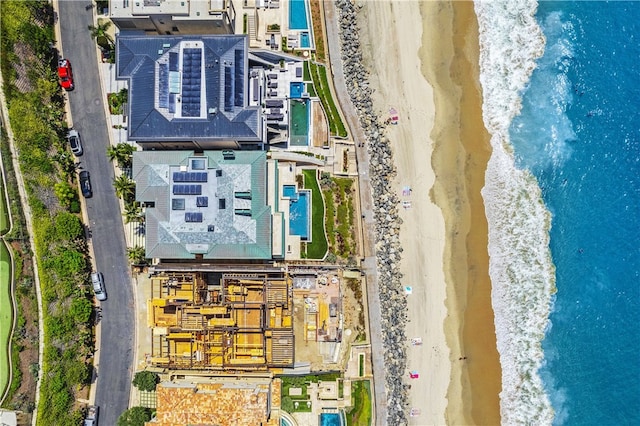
[346,380,372,426]
[308,62,348,138]
[0,242,13,398]
[302,169,328,259]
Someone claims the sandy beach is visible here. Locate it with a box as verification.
[358,1,500,424]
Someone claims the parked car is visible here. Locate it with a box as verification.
[91,272,107,301]
[67,129,83,156]
[57,58,74,90]
[79,170,92,198]
[84,405,99,426]
[409,370,420,379]
[410,337,423,346]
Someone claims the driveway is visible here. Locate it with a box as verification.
[57,2,134,424]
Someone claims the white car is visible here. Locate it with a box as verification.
[91,272,107,301]
[67,129,83,156]
[411,337,423,346]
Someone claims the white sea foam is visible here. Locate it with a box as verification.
[474,1,556,425]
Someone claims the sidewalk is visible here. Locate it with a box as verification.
[129,272,153,408]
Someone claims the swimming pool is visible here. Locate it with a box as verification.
[300,32,311,48]
[289,0,310,30]
[287,188,310,241]
[290,82,305,99]
[289,99,309,146]
[283,184,299,200]
[320,413,341,426]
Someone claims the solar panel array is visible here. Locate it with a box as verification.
[169,94,176,113]
[234,49,244,106]
[169,52,179,71]
[172,171,208,182]
[196,196,208,207]
[173,184,202,195]
[224,66,233,112]
[158,63,169,108]
[181,48,202,117]
[185,212,203,223]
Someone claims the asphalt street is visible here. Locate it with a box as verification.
[57,2,134,424]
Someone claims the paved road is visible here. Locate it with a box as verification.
[57,2,134,424]
[323,2,389,425]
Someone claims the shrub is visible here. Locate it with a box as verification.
[117,407,153,426]
[54,211,83,241]
[69,200,80,213]
[132,371,159,392]
[53,181,75,207]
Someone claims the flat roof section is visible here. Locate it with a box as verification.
[117,35,261,143]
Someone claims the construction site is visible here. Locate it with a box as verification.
[147,271,295,371]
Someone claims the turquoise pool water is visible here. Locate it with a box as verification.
[300,32,311,48]
[287,188,310,241]
[283,185,298,200]
[290,82,304,99]
[320,413,341,426]
[280,417,293,426]
[289,0,309,30]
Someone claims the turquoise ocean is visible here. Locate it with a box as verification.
[475,1,639,424]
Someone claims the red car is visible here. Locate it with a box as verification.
[57,59,74,90]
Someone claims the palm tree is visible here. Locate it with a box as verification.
[113,174,136,202]
[88,20,113,50]
[107,143,135,169]
[127,246,147,265]
[123,201,144,224]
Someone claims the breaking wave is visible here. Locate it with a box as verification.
[474,1,556,424]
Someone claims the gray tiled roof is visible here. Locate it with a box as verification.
[133,150,272,260]
[117,35,261,143]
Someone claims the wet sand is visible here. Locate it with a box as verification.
[420,1,502,424]
[358,0,501,424]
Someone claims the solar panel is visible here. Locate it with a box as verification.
[169,52,178,71]
[196,196,208,207]
[224,66,233,112]
[158,63,169,108]
[234,49,244,106]
[185,212,203,223]
[173,184,202,195]
[173,172,208,182]
[182,48,202,117]
[169,94,176,113]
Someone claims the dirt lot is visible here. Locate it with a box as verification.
[292,272,365,372]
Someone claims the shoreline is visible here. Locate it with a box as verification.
[421,1,501,424]
[357,0,501,424]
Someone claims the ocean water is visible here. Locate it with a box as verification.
[475,1,640,425]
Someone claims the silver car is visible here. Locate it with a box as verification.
[67,129,83,156]
[91,272,107,301]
